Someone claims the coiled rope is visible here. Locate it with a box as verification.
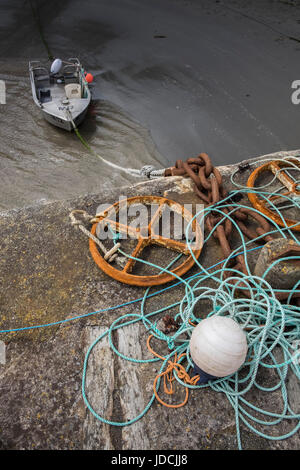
[1,183,300,449]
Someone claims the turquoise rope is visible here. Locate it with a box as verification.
[81,177,299,450]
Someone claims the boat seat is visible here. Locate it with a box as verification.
[65,83,81,99]
[36,74,50,82]
[35,74,50,89]
[38,87,52,103]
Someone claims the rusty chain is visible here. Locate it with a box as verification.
[163,153,298,301]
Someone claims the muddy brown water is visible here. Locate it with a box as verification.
[0,0,299,210]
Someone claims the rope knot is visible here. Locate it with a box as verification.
[69,209,123,265]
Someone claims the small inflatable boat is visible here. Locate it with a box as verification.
[29,58,92,131]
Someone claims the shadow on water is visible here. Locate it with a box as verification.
[77,100,100,140]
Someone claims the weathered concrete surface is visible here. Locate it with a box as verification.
[0,149,299,450]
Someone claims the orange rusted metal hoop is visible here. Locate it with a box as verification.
[89,195,203,286]
[247,158,300,232]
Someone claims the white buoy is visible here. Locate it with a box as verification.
[50,58,62,74]
[190,316,248,377]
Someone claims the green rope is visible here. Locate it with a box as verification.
[73,127,143,177]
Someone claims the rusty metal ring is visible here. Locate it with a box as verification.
[89,196,203,286]
[247,158,300,232]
